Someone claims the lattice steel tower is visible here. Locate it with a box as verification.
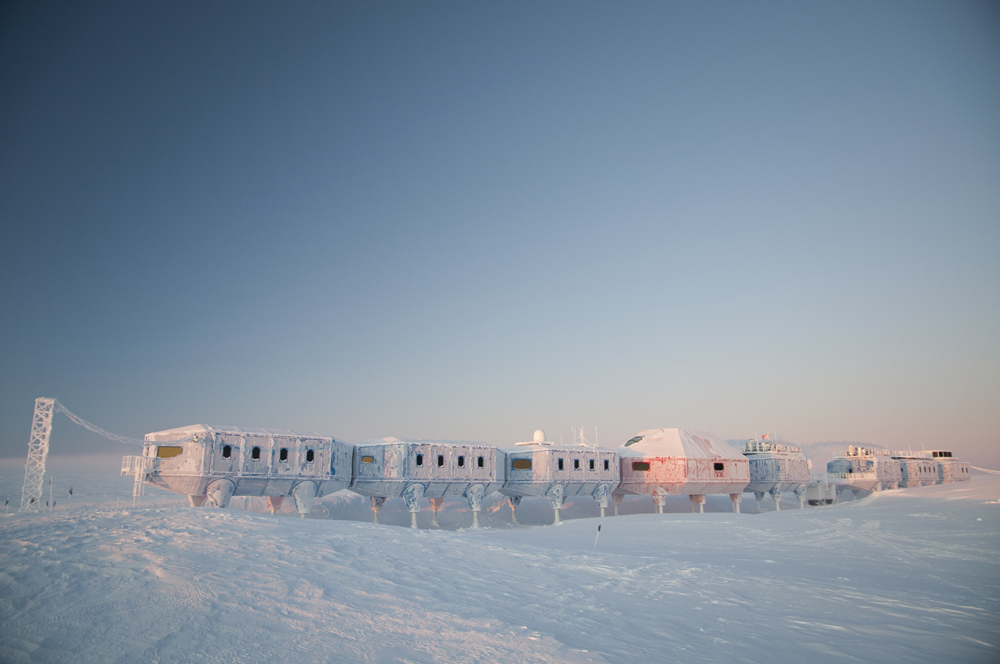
[20,397,55,512]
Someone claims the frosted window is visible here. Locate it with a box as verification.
[632,461,650,471]
[512,459,532,470]
[361,455,374,463]
[156,446,183,459]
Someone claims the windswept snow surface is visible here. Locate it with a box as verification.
[1,456,998,663]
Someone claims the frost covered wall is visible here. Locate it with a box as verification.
[350,437,503,527]
[500,435,619,521]
[616,429,749,513]
[892,455,940,487]
[827,449,901,491]
[742,440,811,509]
[745,457,810,494]
[135,424,353,515]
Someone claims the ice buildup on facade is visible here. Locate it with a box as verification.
[349,437,502,528]
[615,429,749,514]
[741,438,810,510]
[826,445,902,498]
[500,430,620,524]
[122,425,353,517]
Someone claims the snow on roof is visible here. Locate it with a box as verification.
[357,437,488,447]
[619,428,744,459]
[144,424,335,442]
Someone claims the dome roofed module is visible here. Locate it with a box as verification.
[615,429,749,514]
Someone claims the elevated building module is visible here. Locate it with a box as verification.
[898,450,971,485]
[125,424,353,516]
[500,430,620,524]
[350,437,503,528]
[742,439,810,510]
[827,446,902,496]
[891,452,940,488]
[616,429,749,513]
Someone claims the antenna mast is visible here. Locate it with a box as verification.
[20,398,55,512]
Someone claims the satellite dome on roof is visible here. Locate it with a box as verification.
[533,429,545,443]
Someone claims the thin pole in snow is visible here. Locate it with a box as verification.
[593,523,602,548]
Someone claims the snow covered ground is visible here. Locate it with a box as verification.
[1,455,998,663]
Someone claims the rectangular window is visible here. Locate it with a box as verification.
[604,460,609,470]
[632,461,650,471]
[477,456,484,468]
[222,445,232,459]
[437,455,444,467]
[361,455,374,464]
[251,446,260,460]
[156,446,183,459]
[416,454,423,466]
[574,459,580,470]
[714,462,724,471]
[558,458,564,470]
[589,459,594,470]
[306,450,315,463]
[458,455,465,467]
[512,459,532,470]
[279,448,288,462]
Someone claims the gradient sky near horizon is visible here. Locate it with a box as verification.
[1,1,998,465]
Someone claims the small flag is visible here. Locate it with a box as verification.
[68,487,73,496]
[762,434,770,440]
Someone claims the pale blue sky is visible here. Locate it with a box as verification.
[1,1,998,465]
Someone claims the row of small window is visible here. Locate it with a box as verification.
[931,451,953,458]
[511,459,612,471]
[629,462,725,471]
[220,445,314,463]
[357,454,486,468]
